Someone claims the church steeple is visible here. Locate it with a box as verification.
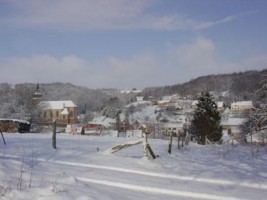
[32,83,42,101]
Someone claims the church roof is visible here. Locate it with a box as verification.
[38,100,77,110]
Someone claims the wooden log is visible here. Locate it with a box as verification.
[106,139,143,154]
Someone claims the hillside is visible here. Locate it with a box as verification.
[0,69,266,120]
[0,82,133,120]
[141,69,266,104]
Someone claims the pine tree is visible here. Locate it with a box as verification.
[191,91,222,145]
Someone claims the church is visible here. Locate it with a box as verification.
[32,83,78,126]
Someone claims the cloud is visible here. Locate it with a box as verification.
[0,54,89,85]
[194,10,258,30]
[167,37,217,69]
[1,0,175,31]
[0,53,159,89]
[0,37,265,89]
[0,0,252,31]
[164,37,265,82]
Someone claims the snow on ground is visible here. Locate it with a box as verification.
[1,133,267,200]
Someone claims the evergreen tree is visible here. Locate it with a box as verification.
[191,91,222,145]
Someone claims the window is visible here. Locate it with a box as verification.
[70,111,73,117]
[50,111,53,118]
[44,111,46,118]
[56,111,59,117]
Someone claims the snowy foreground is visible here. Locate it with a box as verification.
[1,133,267,200]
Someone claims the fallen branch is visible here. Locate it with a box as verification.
[105,139,143,154]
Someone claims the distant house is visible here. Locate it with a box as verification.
[148,96,157,105]
[136,96,144,102]
[38,100,78,125]
[158,100,169,108]
[217,102,226,112]
[221,118,246,138]
[162,122,184,136]
[82,123,103,135]
[231,101,253,112]
[191,100,198,109]
[166,99,182,111]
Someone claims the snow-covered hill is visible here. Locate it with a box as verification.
[1,133,267,199]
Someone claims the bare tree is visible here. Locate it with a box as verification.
[242,72,267,144]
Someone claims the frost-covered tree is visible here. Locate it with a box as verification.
[241,72,267,144]
[241,107,267,144]
[191,91,222,145]
[102,106,118,118]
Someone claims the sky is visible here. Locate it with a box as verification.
[0,0,267,89]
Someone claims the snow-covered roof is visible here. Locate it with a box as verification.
[192,100,198,106]
[158,100,169,104]
[222,118,245,126]
[0,118,30,124]
[164,122,184,128]
[120,89,142,94]
[217,102,224,108]
[136,96,144,101]
[90,116,116,128]
[38,100,77,110]
[231,101,253,107]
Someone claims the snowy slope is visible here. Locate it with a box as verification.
[0,133,267,200]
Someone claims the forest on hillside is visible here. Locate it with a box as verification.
[141,69,266,104]
[0,69,266,120]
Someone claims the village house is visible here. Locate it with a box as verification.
[159,115,187,136]
[81,123,103,135]
[191,100,198,109]
[217,102,226,112]
[231,101,253,112]
[136,96,144,102]
[38,100,78,125]
[166,99,182,111]
[221,117,246,138]
[158,100,169,109]
[158,95,183,110]
[161,122,184,136]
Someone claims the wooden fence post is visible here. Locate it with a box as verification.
[0,130,6,145]
[168,132,173,154]
[52,119,57,149]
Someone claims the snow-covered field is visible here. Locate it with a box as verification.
[1,133,267,200]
